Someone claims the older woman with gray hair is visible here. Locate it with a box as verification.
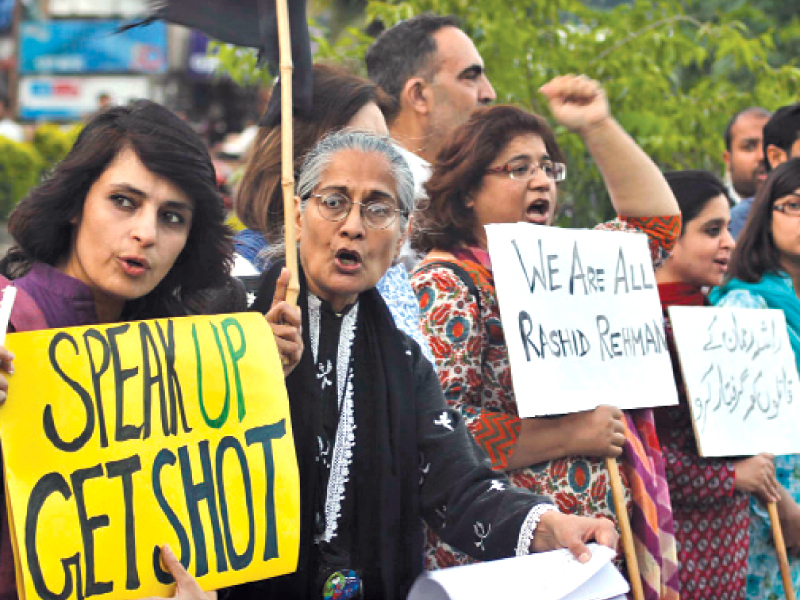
[235,130,619,600]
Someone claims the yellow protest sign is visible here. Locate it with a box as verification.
[0,313,299,600]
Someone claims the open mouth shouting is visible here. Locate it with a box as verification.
[525,198,552,225]
[335,248,363,273]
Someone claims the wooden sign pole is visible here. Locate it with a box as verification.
[768,501,796,600]
[275,0,300,307]
[606,456,644,600]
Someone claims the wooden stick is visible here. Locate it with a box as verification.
[274,0,300,306]
[606,456,645,600]
[768,501,796,600]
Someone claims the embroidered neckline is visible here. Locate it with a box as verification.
[308,292,359,543]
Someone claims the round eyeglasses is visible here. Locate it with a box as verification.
[485,160,567,182]
[773,194,800,217]
[308,192,405,230]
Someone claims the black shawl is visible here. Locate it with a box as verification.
[237,264,421,599]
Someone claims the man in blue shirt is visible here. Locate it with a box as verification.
[725,107,771,238]
[730,103,800,238]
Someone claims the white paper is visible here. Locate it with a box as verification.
[407,544,628,600]
[668,305,800,456]
[0,286,16,346]
[485,223,678,417]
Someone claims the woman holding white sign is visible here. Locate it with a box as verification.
[654,169,778,600]
[710,158,800,600]
[0,100,304,600]
[410,75,680,599]
[239,129,619,600]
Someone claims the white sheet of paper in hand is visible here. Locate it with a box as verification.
[0,286,16,346]
[407,543,628,600]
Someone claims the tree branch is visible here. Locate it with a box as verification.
[588,15,705,66]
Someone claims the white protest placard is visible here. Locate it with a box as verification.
[407,544,627,600]
[485,223,678,417]
[667,306,800,457]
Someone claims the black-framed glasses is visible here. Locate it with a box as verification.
[307,192,405,230]
[485,160,567,182]
[773,193,800,217]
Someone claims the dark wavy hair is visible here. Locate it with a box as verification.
[236,63,393,243]
[663,170,730,233]
[727,157,800,283]
[2,99,232,319]
[411,104,564,253]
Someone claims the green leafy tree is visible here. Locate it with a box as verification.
[0,138,43,217]
[365,0,800,225]
[32,123,82,170]
[211,0,800,226]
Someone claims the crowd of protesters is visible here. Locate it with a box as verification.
[2,10,800,600]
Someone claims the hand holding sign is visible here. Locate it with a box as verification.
[265,268,304,376]
[569,405,625,459]
[1,313,301,600]
[734,453,780,504]
[0,285,16,402]
[0,345,13,403]
[142,545,215,600]
[540,75,609,135]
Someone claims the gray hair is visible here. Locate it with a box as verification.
[262,130,415,266]
[296,129,415,227]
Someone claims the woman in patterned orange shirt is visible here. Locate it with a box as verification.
[410,75,680,600]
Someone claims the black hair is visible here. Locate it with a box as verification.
[728,158,800,283]
[664,170,730,233]
[2,100,233,318]
[763,102,800,170]
[365,13,459,121]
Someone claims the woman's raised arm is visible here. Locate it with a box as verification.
[540,75,679,218]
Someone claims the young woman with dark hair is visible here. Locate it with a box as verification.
[410,75,681,599]
[710,158,800,599]
[654,170,777,600]
[1,100,232,319]
[0,100,302,600]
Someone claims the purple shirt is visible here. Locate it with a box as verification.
[14,263,97,328]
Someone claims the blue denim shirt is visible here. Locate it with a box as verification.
[729,196,754,239]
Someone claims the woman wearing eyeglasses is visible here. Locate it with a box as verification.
[710,158,800,600]
[409,75,681,600]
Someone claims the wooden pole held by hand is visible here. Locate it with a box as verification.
[275,0,300,307]
[606,456,644,600]
[768,501,796,600]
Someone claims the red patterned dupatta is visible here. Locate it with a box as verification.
[453,245,680,600]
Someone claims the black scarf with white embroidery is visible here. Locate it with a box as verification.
[239,263,420,600]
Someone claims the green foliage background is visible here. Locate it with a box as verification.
[213,0,800,226]
[0,124,83,217]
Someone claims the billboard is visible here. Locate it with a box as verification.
[18,75,151,120]
[19,20,167,74]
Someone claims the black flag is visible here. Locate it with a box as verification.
[133,0,313,117]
